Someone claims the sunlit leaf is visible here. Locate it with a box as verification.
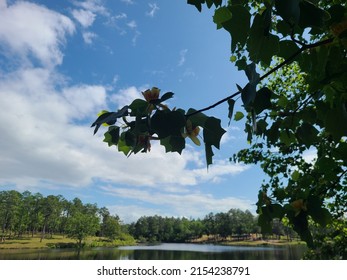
[213,6,232,29]
[91,106,129,135]
[234,111,244,121]
[221,5,250,51]
[103,126,120,147]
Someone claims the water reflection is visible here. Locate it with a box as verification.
[0,243,307,260]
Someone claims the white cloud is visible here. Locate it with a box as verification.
[178,49,188,67]
[146,3,159,17]
[72,9,96,28]
[82,31,97,44]
[0,0,6,9]
[127,20,137,29]
[102,185,254,223]
[121,0,134,4]
[115,13,127,20]
[73,0,108,16]
[110,86,144,108]
[0,1,75,68]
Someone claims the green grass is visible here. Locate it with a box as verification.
[0,235,76,249]
[0,234,136,250]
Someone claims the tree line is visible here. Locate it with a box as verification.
[0,190,128,246]
[1,190,300,246]
[127,209,298,243]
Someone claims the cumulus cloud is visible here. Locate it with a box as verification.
[72,9,96,28]
[110,86,144,108]
[0,1,75,68]
[73,0,108,16]
[82,31,97,44]
[102,185,254,223]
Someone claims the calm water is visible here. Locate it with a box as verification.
[0,243,307,260]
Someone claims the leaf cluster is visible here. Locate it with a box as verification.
[91,87,226,166]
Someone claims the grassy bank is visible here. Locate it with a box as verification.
[0,234,136,250]
[191,235,306,247]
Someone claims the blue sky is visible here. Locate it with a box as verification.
[0,0,268,223]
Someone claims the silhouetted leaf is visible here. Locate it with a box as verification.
[203,117,226,149]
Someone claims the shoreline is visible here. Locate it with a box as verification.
[0,236,305,250]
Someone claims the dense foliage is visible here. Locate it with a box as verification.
[92,0,347,258]
[0,190,129,246]
[128,209,261,243]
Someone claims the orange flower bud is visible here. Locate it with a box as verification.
[142,87,160,102]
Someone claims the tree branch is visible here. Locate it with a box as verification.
[185,37,334,118]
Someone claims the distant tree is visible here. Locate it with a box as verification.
[102,215,122,241]
[0,190,21,241]
[65,200,100,248]
[39,195,63,242]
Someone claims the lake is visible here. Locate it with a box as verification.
[0,243,307,260]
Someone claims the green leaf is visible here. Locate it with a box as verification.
[159,92,174,102]
[291,170,300,181]
[241,63,260,107]
[203,117,226,149]
[235,56,247,70]
[103,126,120,147]
[253,87,273,114]
[280,130,296,146]
[91,106,129,135]
[205,143,214,167]
[325,104,347,141]
[206,0,213,9]
[213,6,232,29]
[186,108,208,127]
[247,14,280,65]
[299,0,331,29]
[124,130,136,147]
[307,196,332,227]
[129,99,149,117]
[234,111,244,121]
[227,99,235,125]
[275,0,300,25]
[245,62,260,84]
[242,83,256,107]
[151,110,186,139]
[187,0,205,12]
[118,133,132,156]
[258,213,272,234]
[287,210,314,247]
[221,5,251,51]
[160,135,185,154]
[295,122,319,147]
[278,40,300,59]
[262,204,285,220]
